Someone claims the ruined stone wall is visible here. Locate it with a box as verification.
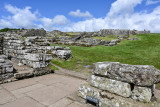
[0,36,3,54]
[91,29,150,36]
[3,36,72,68]
[0,55,14,82]
[78,62,160,106]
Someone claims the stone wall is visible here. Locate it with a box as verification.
[0,30,72,83]
[78,62,160,106]
[93,29,150,36]
[0,55,14,82]
[0,36,3,54]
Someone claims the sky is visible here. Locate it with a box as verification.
[0,0,160,32]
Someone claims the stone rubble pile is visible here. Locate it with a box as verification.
[0,55,14,82]
[78,62,160,106]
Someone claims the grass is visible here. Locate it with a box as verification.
[0,28,20,32]
[92,35,119,41]
[50,33,160,72]
[19,37,26,40]
[66,32,80,36]
[48,64,59,70]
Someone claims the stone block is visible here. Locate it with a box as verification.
[14,72,34,79]
[90,75,131,97]
[78,84,134,107]
[93,62,160,86]
[131,86,152,103]
[24,54,43,61]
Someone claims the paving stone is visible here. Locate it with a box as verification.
[2,78,37,91]
[66,102,83,107]
[31,73,56,82]
[0,89,16,105]
[1,96,45,107]
[26,85,70,106]
[52,83,77,94]
[11,83,45,98]
[48,98,73,107]
[0,85,3,90]
[37,75,64,86]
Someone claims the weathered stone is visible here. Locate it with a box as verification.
[0,59,5,63]
[24,53,52,62]
[33,69,54,76]
[93,62,160,86]
[127,37,139,40]
[52,50,72,60]
[23,28,46,37]
[24,54,43,61]
[14,72,34,79]
[24,60,47,69]
[131,86,152,103]
[78,84,135,107]
[90,75,131,97]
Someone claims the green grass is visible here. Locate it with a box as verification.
[92,35,119,41]
[19,37,26,40]
[48,64,59,70]
[50,33,160,72]
[66,32,80,36]
[0,28,20,32]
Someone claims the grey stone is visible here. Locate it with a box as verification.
[131,86,152,103]
[23,28,46,37]
[33,69,54,76]
[127,37,139,40]
[90,75,131,97]
[93,62,160,86]
[52,50,72,60]
[14,72,34,79]
[78,84,134,107]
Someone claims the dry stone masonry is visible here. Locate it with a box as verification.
[78,61,160,106]
[0,55,14,83]
[53,29,147,47]
[0,29,72,83]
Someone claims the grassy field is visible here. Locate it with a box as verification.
[51,33,160,72]
[92,35,119,41]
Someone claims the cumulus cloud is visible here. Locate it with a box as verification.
[1,1,160,33]
[0,4,69,30]
[40,15,68,30]
[64,0,160,33]
[146,0,160,5]
[3,4,39,28]
[69,9,93,18]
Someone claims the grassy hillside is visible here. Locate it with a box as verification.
[51,33,160,72]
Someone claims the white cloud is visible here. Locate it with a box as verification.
[1,1,160,33]
[69,9,93,18]
[64,0,160,33]
[146,0,160,5]
[52,15,69,25]
[0,4,69,30]
[3,4,39,28]
[40,15,68,30]
[107,0,142,17]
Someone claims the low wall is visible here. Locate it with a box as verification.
[78,61,160,106]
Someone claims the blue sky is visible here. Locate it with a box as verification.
[0,0,160,32]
